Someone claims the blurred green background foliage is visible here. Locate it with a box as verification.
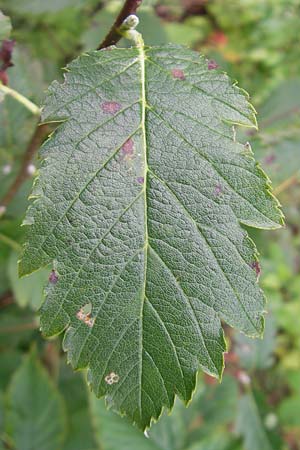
[0,1,300,449]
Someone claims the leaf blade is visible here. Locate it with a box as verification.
[20,44,282,429]
[6,351,66,450]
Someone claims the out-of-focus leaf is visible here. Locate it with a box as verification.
[90,395,160,450]
[249,79,300,189]
[278,395,300,428]
[59,365,98,450]
[0,350,21,390]
[185,433,241,450]
[255,139,300,188]
[0,305,37,349]
[6,351,66,450]
[0,11,11,41]
[164,18,210,47]
[91,377,240,450]
[235,315,277,370]
[236,391,281,450]
[7,251,48,310]
[0,391,4,435]
[13,9,86,66]
[259,79,300,130]
[1,0,85,15]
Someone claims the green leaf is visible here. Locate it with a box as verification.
[7,251,48,310]
[235,315,276,370]
[236,392,281,450]
[91,394,161,450]
[20,43,282,429]
[1,0,85,15]
[0,350,22,390]
[5,351,66,450]
[246,79,300,189]
[91,379,240,450]
[59,365,98,450]
[185,434,241,450]
[0,11,12,41]
[0,304,36,348]
[0,11,11,41]
[278,395,300,428]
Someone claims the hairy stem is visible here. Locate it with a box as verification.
[0,233,21,251]
[273,174,298,195]
[97,0,143,50]
[0,83,40,116]
[0,124,49,214]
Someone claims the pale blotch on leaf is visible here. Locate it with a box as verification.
[76,305,95,328]
[105,372,120,385]
[101,101,121,114]
[171,68,185,80]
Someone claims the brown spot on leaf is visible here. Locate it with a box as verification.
[101,101,121,114]
[105,372,120,385]
[76,306,95,328]
[171,68,185,80]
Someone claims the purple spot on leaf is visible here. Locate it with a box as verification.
[49,270,58,284]
[264,154,276,165]
[214,183,223,196]
[101,101,121,114]
[171,68,185,80]
[122,138,134,156]
[208,59,219,70]
[137,177,144,184]
[250,261,261,278]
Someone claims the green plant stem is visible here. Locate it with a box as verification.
[97,0,143,49]
[274,174,299,195]
[0,233,21,251]
[0,83,40,116]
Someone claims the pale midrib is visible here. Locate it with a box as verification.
[138,40,148,421]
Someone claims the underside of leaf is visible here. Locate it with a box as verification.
[19,44,283,429]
